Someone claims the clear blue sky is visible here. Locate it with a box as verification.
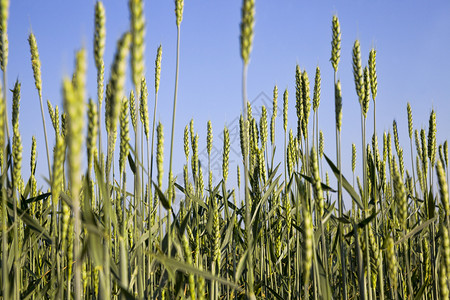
[8,1,450,205]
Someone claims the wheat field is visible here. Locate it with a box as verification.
[0,0,449,299]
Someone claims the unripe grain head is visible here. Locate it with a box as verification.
[155,44,162,94]
[283,88,288,132]
[313,66,321,112]
[437,159,449,217]
[119,97,129,175]
[428,109,436,165]
[240,0,254,65]
[94,1,106,71]
[140,77,149,138]
[368,48,377,101]
[362,66,370,118]
[175,0,184,27]
[156,122,164,188]
[207,120,212,157]
[331,15,341,72]
[352,40,364,104]
[223,126,230,182]
[407,102,413,140]
[129,0,145,91]
[335,80,342,131]
[107,32,131,136]
[28,32,42,99]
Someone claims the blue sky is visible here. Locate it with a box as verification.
[7,1,450,205]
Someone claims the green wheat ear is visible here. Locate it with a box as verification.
[444,140,448,166]
[301,70,311,139]
[30,136,36,175]
[119,96,129,175]
[260,105,267,151]
[184,124,189,161]
[283,88,288,132]
[51,135,65,210]
[28,33,42,99]
[64,49,86,195]
[319,130,324,159]
[129,0,145,91]
[129,90,137,131]
[223,126,230,182]
[392,158,407,230]
[303,206,313,287]
[428,109,436,165]
[240,0,255,65]
[189,118,195,145]
[352,40,364,104]
[392,120,400,154]
[11,79,20,130]
[407,102,413,139]
[335,80,342,131]
[272,85,278,117]
[0,0,9,72]
[175,0,184,27]
[436,159,449,217]
[12,80,22,192]
[310,147,323,216]
[207,120,212,156]
[156,122,164,188]
[237,165,241,190]
[140,77,149,138]
[239,114,249,161]
[295,65,303,124]
[439,144,445,167]
[94,1,106,72]
[421,129,428,175]
[441,225,450,280]
[87,98,98,173]
[313,66,321,112]
[106,32,131,136]
[94,1,105,158]
[155,44,162,93]
[191,134,199,183]
[362,66,370,117]
[368,48,377,101]
[331,14,341,72]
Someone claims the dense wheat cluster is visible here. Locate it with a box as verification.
[0,1,449,299]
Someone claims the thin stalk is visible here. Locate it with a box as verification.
[319,216,330,296]
[13,184,19,299]
[147,76,160,295]
[403,231,413,297]
[166,25,181,275]
[361,114,372,300]
[168,25,181,208]
[97,71,103,160]
[37,94,52,181]
[288,229,291,300]
[242,63,254,298]
[146,136,152,296]
[334,71,348,300]
[2,69,10,141]
[372,100,385,299]
[120,173,129,298]
[137,127,144,299]
[103,133,113,300]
